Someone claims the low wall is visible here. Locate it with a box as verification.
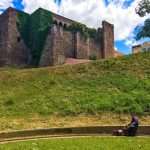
[0,126,149,141]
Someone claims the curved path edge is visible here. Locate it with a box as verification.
[0,126,149,143]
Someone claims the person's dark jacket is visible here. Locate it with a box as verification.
[129,116,139,128]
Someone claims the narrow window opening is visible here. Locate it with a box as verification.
[64,24,67,29]
[17,37,21,42]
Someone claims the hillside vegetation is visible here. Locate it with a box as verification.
[0,52,150,117]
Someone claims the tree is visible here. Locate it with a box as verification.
[136,19,150,40]
[135,0,150,40]
[136,0,150,17]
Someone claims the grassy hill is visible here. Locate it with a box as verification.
[0,52,150,118]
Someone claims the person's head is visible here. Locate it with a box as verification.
[130,113,139,122]
[131,112,136,118]
[130,113,138,121]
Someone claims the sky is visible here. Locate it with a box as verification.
[0,0,150,54]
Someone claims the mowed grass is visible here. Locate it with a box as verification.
[0,52,149,117]
[0,137,150,150]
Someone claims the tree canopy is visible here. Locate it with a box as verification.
[136,19,150,40]
[136,0,150,17]
[135,0,150,40]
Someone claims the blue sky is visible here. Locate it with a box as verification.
[12,0,24,10]
[0,0,150,54]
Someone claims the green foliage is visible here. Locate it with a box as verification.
[17,8,53,66]
[136,0,150,17]
[135,0,150,40]
[4,99,14,106]
[17,12,30,47]
[136,18,150,40]
[88,28,97,38]
[89,55,97,60]
[0,137,150,150]
[67,22,97,39]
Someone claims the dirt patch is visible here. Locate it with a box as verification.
[65,58,91,65]
[0,113,149,132]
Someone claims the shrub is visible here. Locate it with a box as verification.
[67,22,98,39]
[4,100,14,106]
[89,55,97,60]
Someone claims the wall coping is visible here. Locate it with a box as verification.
[0,126,149,142]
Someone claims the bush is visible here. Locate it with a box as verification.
[89,55,97,60]
[4,100,14,106]
[67,22,97,39]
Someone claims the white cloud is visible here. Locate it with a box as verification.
[1,0,149,44]
[58,0,149,41]
[115,47,118,51]
[58,0,105,28]
[22,0,58,13]
[125,37,150,47]
[0,0,13,10]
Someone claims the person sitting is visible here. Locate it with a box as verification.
[113,114,139,136]
[124,115,139,136]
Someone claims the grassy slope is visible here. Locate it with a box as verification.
[0,137,150,150]
[0,52,150,117]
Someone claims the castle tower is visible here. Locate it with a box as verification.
[102,21,114,58]
[39,24,65,66]
[0,7,29,67]
[74,32,90,59]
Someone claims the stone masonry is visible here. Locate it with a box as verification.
[0,7,115,67]
[0,7,29,67]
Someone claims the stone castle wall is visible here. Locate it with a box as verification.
[63,30,75,58]
[0,7,114,67]
[75,32,89,59]
[0,8,9,66]
[0,7,29,67]
[39,25,104,67]
[102,21,114,58]
[50,26,65,66]
[89,38,102,59]
[39,29,53,66]
[40,26,72,67]
[40,20,114,66]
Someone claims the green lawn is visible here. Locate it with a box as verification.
[0,137,150,150]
